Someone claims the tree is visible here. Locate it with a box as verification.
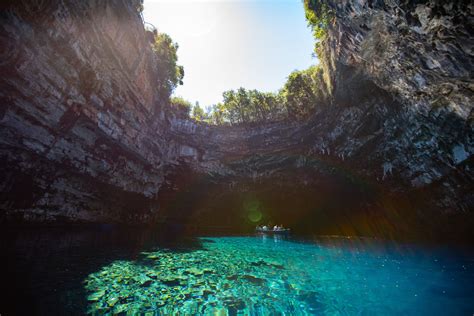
[208,103,227,125]
[196,69,325,125]
[191,102,208,122]
[281,65,324,119]
[170,96,192,118]
[304,0,333,40]
[151,32,184,97]
[222,90,241,124]
[218,88,284,124]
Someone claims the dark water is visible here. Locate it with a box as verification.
[1,226,473,315]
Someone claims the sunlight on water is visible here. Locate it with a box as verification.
[84,236,473,315]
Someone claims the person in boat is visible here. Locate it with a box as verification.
[275,225,286,231]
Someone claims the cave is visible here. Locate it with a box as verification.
[0,0,473,314]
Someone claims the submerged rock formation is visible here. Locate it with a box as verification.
[0,0,472,240]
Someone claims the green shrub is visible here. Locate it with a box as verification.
[170,96,192,118]
[151,33,184,98]
[191,102,209,122]
[303,0,333,41]
[281,65,325,119]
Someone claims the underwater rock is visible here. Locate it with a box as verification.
[160,275,186,287]
[241,275,266,286]
[140,280,153,287]
[223,296,246,310]
[146,272,159,279]
[106,296,119,307]
[77,236,474,315]
[156,300,166,307]
[147,254,160,260]
[113,304,129,314]
[134,275,152,286]
[251,260,285,270]
[87,290,106,302]
[186,267,204,276]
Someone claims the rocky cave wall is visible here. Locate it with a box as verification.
[0,0,188,222]
[0,0,472,239]
[156,0,474,239]
[312,0,474,219]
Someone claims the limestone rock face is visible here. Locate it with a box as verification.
[169,0,473,216]
[0,0,179,222]
[313,0,473,211]
[164,0,473,237]
[0,0,472,238]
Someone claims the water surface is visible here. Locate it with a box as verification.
[2,228,473,315]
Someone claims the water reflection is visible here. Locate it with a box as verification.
[257,232,287,243]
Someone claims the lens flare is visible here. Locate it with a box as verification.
[248,210,262,223]
[244,197,263,223]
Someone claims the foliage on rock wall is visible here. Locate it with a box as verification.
[303,0,333,42]
[169,97,192,119]
[191,103,208,122]
[281,65,326,119]
[151,32,184,98]
[303,0,334,98]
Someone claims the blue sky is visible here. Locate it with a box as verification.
[143,0,316,107]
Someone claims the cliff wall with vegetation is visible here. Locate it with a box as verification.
[163,0,473,239]
[0,0,187,222]
[0,0,472,240]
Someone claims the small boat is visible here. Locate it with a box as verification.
[256,227,290,234]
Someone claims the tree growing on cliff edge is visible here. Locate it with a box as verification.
[202,65,325,125]
[218,88,280,124]
[191,102,209,122]
[171,67,325,125]
[170,96,192,119]
[304,0,333,41]
[151,32,184,98]
[281,65,325,119]
[157,1,330,125]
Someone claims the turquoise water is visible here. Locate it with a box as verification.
[84,236,474,315]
